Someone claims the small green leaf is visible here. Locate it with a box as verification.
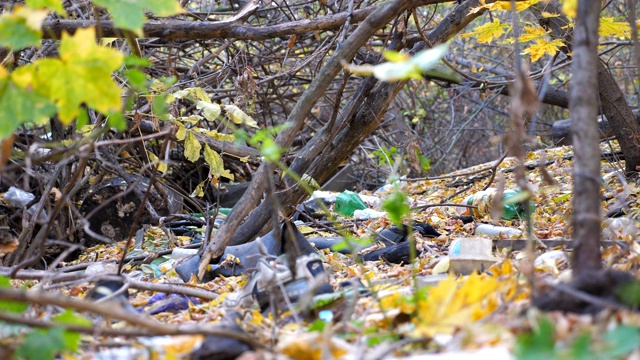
[603,326,640,358]
[107,112,127,131]
[260,137,283,163]
[93,0,184,36]
[124,68,147,92]
[15,327,69,360]
[152,94,168,118]
[308,319,327,332]
[569,333,595,360]
[184,130,202,162]
[615,281,640,307]
[0,276,28,313]
[124,55,152,67]
[0,7,47,50]
[301,174,321,190]
[382,186,410,226]
[515,318,557,360]
[0,69,57,139]
[27,0,66,14]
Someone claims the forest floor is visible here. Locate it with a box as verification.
[4,141,640,359]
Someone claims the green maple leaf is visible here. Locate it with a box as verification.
[0,67,56,139]
[12,27,124,124]
[0,7,48,50]
[26,0,66,14]
[93,0,184,36]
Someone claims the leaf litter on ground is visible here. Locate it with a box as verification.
[5,141,640,359]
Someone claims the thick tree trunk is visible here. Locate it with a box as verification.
[570,0,603,274]
[531,1,640,173]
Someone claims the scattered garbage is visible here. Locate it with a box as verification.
[224,252,332,311]
[359,224,441,263]
[292,198,329,221]
[376,224,441,246]
[353,208,386,220]
[334,190,367,216]
[534,250,569,275]
[171,248,199,260]
[602,217,638,241]
[145,293,198,315]
[86,278,137,313]
[448,237,498,275]
[3,187,34,208]
[456,188,535,220]
[474,223,522,238]
[2,186,47,222]
[176,221,318,282]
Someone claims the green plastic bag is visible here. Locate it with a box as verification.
[335,190,367,216]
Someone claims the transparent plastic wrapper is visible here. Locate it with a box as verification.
[456,189,535,220]
[602,218,638,241]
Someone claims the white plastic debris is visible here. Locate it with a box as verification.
[602,218,638,241]
[3,187,35,208]
[474,224,522,238]
[353,209,386,220]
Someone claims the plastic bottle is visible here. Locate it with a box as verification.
[456,189,535,220]
[474,223,522,238]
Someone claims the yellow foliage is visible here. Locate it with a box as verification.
[412,273,510,337]
[522,38,565,62]
[461,19,511,44]
[599,17,631,38]
[12,27,123,124]
[519,25,547,43]
[470,0,539,14]
[278,333,350,360]
[560,0,577,18]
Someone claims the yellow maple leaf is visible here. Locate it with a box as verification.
[519,25,547,43]
[12,27,123,124]
[560,0,577,18]
[461,18,511,44]
[522,38,565,62]
[599,17,631,38]
[413,273,508,337]
[470,0,539,13]
[541,11,560,18]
